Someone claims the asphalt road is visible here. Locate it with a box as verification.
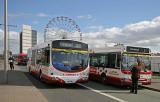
[14,65,160,102]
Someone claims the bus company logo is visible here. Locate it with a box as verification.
[109,71,119,75]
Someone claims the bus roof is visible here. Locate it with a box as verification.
[90,45,150,54]
[91,46,124,53]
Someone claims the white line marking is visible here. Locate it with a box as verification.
[78,83,127,102]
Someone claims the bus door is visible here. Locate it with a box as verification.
[107,53,121,85]
[90,54,99,78]
[40,47,50,74]
[98,55,107,77]
[90,54,107,80]
[36,49,42,71]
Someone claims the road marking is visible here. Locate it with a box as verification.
[78,83,127,102]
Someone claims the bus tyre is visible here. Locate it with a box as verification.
[101,74,106,84]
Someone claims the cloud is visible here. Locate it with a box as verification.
[77,16,85,19]
[83,16,160,53]
[0,29,19,54]
[0,29,4,54]
[1,16,160,54]
[87,14,92,19]
[87,25,104,31]
[37,32,44,44]
[0,29,44,54]
[77,14,93,19]
[8,13,25,17]
[8,13,32,19]
[32,21,39,25]
[37,13,49,17]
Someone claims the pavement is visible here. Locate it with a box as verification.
[141,78,160,92]
[0,60,48,102]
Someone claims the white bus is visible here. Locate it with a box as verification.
[27,39,89,84]
[89,45,152,86]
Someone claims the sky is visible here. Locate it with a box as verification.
[0,0,160,54]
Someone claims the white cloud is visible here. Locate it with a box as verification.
[0,29,44,54]
[0,29,4,40]
[83,16,160,53]
[1,16,160,54]
[87,14,92,19]
[77,14,93,19]
[0,29,19,54]
[77,16,85,19]
[37,32,44,44]
[8,13,25,17]
[37,13,49,17]
[32,21,39,25]
[0,29,4,54]
[88,25,103,30]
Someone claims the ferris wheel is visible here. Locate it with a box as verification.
[44,16,82,42]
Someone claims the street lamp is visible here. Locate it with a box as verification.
[4,0,8,84]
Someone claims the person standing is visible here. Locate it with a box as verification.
[130,58,141,94]
[9,56,14,70]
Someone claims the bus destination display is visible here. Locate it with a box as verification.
[126,46,150,53]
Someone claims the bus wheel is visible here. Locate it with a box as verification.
[100,74,106,84]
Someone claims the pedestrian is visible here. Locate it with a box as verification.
[130,57,141,94]
[9,56,14,70]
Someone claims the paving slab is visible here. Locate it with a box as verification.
[0,60,48,102]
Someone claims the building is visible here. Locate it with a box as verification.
[31,30,37,47]
[20,24,37,54]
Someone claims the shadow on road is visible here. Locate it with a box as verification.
[24,72,86,90]
[0,70,33,86]
[82,79,146,94]
[24,71,146,93]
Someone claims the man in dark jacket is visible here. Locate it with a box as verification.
[9,56,14,70]
[130,58,141,94]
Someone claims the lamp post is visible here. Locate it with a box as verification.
[4,0,8,83]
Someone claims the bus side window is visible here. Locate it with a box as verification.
[108,54,116,68]
[45,47,50,65]
[41,48,45,65]
[31,50,36,66]
[105,55,109,67]
[90,56,99,67]
[41,47,50,66]
[116,53,121,69]
[36,49,41,64]
[99,55,106,67]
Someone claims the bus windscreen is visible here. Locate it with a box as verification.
[52,40,89,72]
[122,54,151,71]
[52,51,88,72]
